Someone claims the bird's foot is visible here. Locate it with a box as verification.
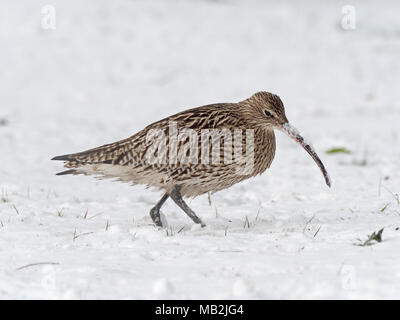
[150,207,163,228]
[193,216,207,228]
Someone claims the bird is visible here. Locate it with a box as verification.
[52,91,331,228]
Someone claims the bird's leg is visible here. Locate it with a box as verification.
[169,186,206,227]
[150,193,169,227]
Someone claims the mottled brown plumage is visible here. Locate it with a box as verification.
[53,92,330,227]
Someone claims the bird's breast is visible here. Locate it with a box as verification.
[252,129,276,176]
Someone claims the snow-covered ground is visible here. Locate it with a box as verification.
[1,0,400,299]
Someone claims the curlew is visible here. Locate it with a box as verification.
[52,92,330,227]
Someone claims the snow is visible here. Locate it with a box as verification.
[1,0,400,299]
[153,278,175,297]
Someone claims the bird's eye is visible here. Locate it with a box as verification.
[265,110,273,117]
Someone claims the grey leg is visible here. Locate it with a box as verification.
[150,193,169,227]
[169,186,206,227]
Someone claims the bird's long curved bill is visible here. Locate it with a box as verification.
[279,123,331,187]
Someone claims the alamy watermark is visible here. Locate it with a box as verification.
[340,264,357,291]
[41,5,56,30]
[145,121,255,175]
[341,5,356,30]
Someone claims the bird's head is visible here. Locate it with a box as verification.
[240,91,288,129]
[239,91,331,187]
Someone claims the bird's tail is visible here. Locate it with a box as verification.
[55,169,78,176]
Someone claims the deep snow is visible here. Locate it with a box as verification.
[1,0,400,299]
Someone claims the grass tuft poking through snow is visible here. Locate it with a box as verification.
[357,229,384,247]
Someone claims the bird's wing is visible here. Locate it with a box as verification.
[52,103,246,170]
